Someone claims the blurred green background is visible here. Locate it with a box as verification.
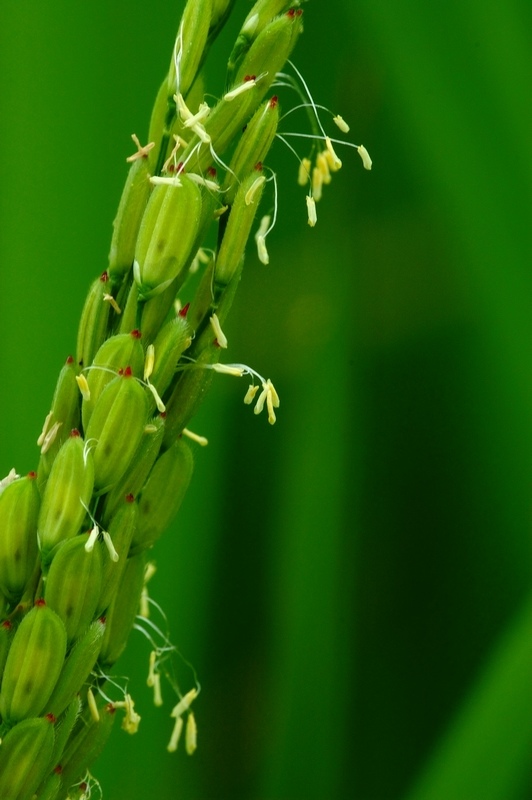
[1,1,531,798]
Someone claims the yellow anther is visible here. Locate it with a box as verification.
[103,293,122,314]
[333,114,350,133]
[256,234,269,265]
[144,561,157,584]
[185,712,197,755]
[147,651,163,706]
[87,688,100,722]
[40,421,62,455]
[325,136,342,170]
[167,715,184,752]
[162,134,186,173]
[181,101,210,129]
[85,524,99,553]
[214,204,229,219]
[140,585,150,618]
[144,344,155,381]
[298,157,312,186]
[182,428,209,447]
[126,133,156,163]
[37,410,53,446]
[224,78,257,101]
[357,144,372,170]
[243,384,260,405]
[75,374,91,401]
[147,381,166,413]
[170,688,198,719]
[312,166,323,201]
[254,379,280,425]
[316,152,332,185]
[102,529,119,562]
[210,313,228,348]
[114,693,141,735]
[306,195,317,227]
[211,363,245,377]
[245,175,266,205]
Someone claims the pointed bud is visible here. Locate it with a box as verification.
[38,432,95,565]
[37,357,81,491]
[99,552,146,667]
[215,166,266,291]
[76,271,112,369]
[132,439,194,554]
[223,97,279,204]
[44,536,103,644]
[148,316,191,403]
[134,176,203,300]
[46,620,105,718]
[0,602,67,723]
[108,147,152,284]
[0,473,40,603]
[81,330,145,430]
[97,502,138,614]
[57,700,116,792]
[85,370,149,494]
[0,717,55,800]
[167,0,213,99]
[102,416,165,525]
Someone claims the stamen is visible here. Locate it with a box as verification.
[102,530,119,562]
[357,144,372,170]
[210,313,228,348]
[37,411,53,446]
[333,114,350,133]
[298,157,311,186]
[0,468,19,496]
[162,135,188,174]
[224,77,258,101]
[87,688,100,722]
[253,379,280,425]
[312,166,323,201]
[126,133,155,163]
[103,293,122,314]
[182,428,209,447]
[243,384,259,405]
[182,101,210,130]
[76,374,91,402]
[149,174,183,187]
[306,195,317,227]
[140,585,150,619]
[147,382,166,413]
[316,152,332,185]
[40,421,62,454]
[113,693,141,734]
[211,364,245,377]
[85,524,99,554]
[167,716,184,752]
[187,173,220,192]
[325,136,342,170]
[255,215,271,265]
[256,234,269,265]
[185,712,197,755]
[144,345,155,381]
[245,175,266,205]
[170,688,198,719]
[147,651,164,707]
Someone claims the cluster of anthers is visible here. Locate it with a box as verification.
[126,62,371,429]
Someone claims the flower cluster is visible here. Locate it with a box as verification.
[0,0,370,796]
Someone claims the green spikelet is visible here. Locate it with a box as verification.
[0,601,67,724]
[0,717,55,800]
